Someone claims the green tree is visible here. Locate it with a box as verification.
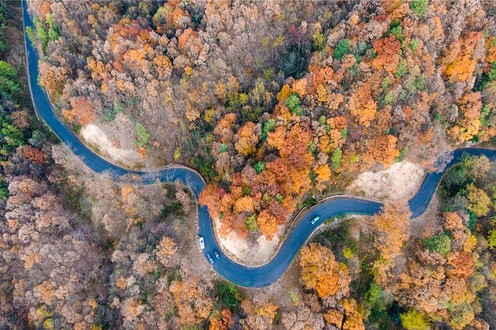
[365,283,384,307]
[410,38,420,52]
[341,128,348,138]
[332,148,343,171]
[0,60,19,99]
[0,1,8,52]
[0,116,25,159]
[280,45,309,79]
[135,123,150,146]
[217,282,242,310]
[422,233,451,256]
[488,62,496,82]
[395,60,408,78]
[400,310,431,330]
[415,75,426,90]
[261,118,276,141]
[254,161,266,174]
[218,143,228,153]
[0,180,8,199]
[33,16,49,53]
[333,39,351,60]
[285,93,303,116]
[245,215,258,231]
[488,228,496,249]
[410,0,429,18]
[28,130,47,148]
[390,25,403,41]
[384,91,395,105]
[46,14,60,41]
[364,282,389,323]
[488,219,496,249]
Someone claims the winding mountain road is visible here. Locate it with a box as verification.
[22,2,496,287]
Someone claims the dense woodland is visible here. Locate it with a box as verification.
[26,0,496,240]
[0,0,495,329]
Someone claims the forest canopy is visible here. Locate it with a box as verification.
[3,0,496,328]
[25,0,496,241]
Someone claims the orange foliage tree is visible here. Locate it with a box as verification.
[38,62,67,96]
[371,36,401,73]
[342,298,365,330]
[169,277,213,326]
[372,203,411,282]
[448,92,482,142]
[70,96,96,125]
[348,82,377,127]
[363,135,400,167]
[300,243,350,298]
[378,211,479,329]
[443,32,484,83]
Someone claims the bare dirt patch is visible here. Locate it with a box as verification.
[347,161,425,201]
[214,220,284,266]
[81,121,143,168]
[248,256,304,310]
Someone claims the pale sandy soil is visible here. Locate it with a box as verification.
[347,161,426,201]
[214,220,284,266]
[81,122,142,168]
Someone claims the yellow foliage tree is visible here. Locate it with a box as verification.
[235,122,259,156]
[448,92,482,142]
[342,298,365,330]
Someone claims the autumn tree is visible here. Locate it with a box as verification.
[38,62,67,96]
[300,243,350,298]
[342,298,365,330]
[235,122,259,156]
[69,96,95,125]
[170,277,214,326]
[2,176,105,329]
[282,306,325,330]
[371,36,401,73]
[154,236,177,267]
[466,183,490,217]
[257,210,279,240]
[363,135,400,167]
[378,209,479,329]
[443,32,485,83]
[372,203,411,282]
[348,82,377,127]
[448,92,482,142]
